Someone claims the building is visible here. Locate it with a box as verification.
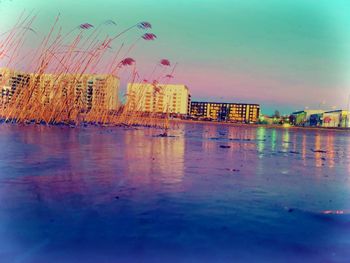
[190,101,260,123]
[32,73,119,111]
[291,109,350,128]
[126,83,190,115]
[30,73,57,105]
[290,110,324,126]
[69,74,119,111]
[309,113,323,127]
[0,68,119,111]
[0,68,30,107]
[257,114,274,125]
[322,110,349,128]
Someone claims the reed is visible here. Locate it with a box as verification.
[0,13,177,131]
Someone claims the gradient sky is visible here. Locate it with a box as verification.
[1,0,350,114]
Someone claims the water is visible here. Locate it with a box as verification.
[0,123,349,262]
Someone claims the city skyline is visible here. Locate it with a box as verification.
[0,0,349,114]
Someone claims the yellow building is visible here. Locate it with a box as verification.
[126,83,190,115]
[322,110,349,128]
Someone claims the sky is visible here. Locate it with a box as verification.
[0,0,350,114]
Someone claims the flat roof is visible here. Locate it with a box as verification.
[324,109,348,114]
[128,82,188,88]
[191,101,259,106]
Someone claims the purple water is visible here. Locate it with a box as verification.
[0,123,349,262]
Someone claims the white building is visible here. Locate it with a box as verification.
[70,74,119,111]
[0,68,30,106]
[0,68,119,111]
[126,83,190,115]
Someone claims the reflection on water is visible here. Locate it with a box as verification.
[124,129,185,186]
[282,129,290,150]
[194,124,345,174]
[270,129,277,152]
[0,125,187,204]
[326,134,335,168]
[201,123,218,152]
[314,134,322,168]
[302,133,307,166]
[0,123,350,263]
[256,127,265,154]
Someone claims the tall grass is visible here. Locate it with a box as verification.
[0,13,177,131]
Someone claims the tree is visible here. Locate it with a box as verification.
[273,110,280,118]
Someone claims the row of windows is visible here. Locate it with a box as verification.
[191,103,259,108]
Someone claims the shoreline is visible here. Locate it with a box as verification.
[170,118,350,132]
[1,118,349,132]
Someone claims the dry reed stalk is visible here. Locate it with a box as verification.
[0,14,177,130]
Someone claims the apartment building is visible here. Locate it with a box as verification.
[0,68,30,106]
[190,101,260,123]
[0,68,119,111]
[126,83,190,115]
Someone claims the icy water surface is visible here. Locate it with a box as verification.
[0,123,350,262]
